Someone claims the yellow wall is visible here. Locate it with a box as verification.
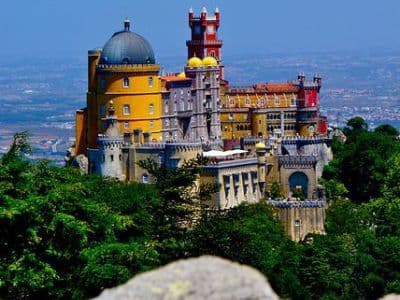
[220,91,299,139]
[87,64,163,146]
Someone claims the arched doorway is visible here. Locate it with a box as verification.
[289,172,309,199]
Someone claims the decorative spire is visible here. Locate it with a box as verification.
[201,6,207,14]
[189,7,193,13]
[124,18,130,31]
[215,7,219,13]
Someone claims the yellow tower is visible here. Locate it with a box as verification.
[84,19,162,149]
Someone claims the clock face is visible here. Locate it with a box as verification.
[207,25,215,34]
[194,25,201,35]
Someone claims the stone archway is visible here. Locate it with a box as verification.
[289,172,309,198]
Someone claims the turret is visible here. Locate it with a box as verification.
[189,7,194,22]
[186,7,224,78]
[201,6,207,19]
[313,74,322,92]
[97,101,124,180]
[256,141,267,194]
[298,72,305,86]
[215,7,220,21]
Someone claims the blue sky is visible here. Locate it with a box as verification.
[1,0,400,60]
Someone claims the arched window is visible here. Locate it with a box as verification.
[149,104,154,115]
[142,173,149,184]
[123,77,130,88]
[148,76,154,87]
[100,77,106,90]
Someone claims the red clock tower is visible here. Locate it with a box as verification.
[187,7,224,77]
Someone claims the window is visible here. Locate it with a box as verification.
[124,122,129,129]
[274,97,279,106]
[123,77,130,88]
[229,98,234,105]
[119,154,122,161]
[100,77,106,90]
[245,97,250,105]
[210,50,216,57]
[148,76,154,87]
[229,112,234,120]
[149,103,154,115]
[165,101,169,114]
[291,98,296,106]
[100,104,106,117]
[123,104,130,115]
[207,25,215,34]
[142,173,149,184]
[149,120,154,128]
[110,155,114,162]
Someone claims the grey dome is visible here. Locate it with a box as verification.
[99,21,155,65]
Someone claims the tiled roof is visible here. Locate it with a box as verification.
[254,84,299,93]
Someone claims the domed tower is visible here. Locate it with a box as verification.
[97,101,124,180]
[185,56,222,146]
[84,19,162,151]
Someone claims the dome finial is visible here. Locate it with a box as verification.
[124,18,130,31]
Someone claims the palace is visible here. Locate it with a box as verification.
[73,8,331,240]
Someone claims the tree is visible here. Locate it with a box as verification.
[0,133,163,299]
[186,203,304,298]
[323,128,399,203]
[266,181,283,199]
[375,124,399,137]
[343,116,368,136]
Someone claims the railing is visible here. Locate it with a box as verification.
[97,64,160,72]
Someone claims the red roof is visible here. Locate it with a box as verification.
[254,83,299,93]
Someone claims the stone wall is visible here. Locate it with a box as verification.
[269,200,326,241]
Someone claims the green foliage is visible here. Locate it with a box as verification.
[266,181,283,199]
[3,130,400,300]
[291,186,306,200]
[186,203,305,298]
[323,118,400,203]
[343,116,368,135]
[137,155,219,240]
[0,133,162,299]
[319,178,348,200]
[375,124,399,137]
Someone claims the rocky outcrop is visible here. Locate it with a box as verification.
[93,256,279,300]
[381,295,400,300]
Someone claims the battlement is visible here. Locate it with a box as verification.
[98,135,123,147]
[281,136,330,145]
[279,155,317,168]
[267,200,327,208]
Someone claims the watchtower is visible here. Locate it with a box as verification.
[187,7,224,78]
